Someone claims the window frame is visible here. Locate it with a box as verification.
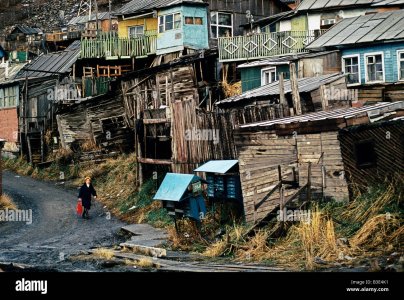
[210,11,233,39]
[397,49,404,81]
[158,12,181,33]
[261,67,277,86]
[184,16,203,25]
[342,54,361,86]
[364,52,385,84]
[128,25,144,38]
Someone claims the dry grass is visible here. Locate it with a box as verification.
[0,194,16,210]
[203,179,403,270]
[81,139,101,152]
[92,248,115,260]
[222,80,242,98]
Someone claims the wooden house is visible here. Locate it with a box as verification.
[216,73,352,125]
[218,0,404,63]
[234,101,404,224]
[66,12,118,39]
[0,60,26,156]
[238,50,341,92]
[207,0,290,38]
[4,25,43,58]
[13,43,81,164]
[307,10,404,104]
[120,50,237,183]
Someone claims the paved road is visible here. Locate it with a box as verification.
[0,170,126,271]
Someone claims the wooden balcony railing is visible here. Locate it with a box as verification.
[218,30,327,62]
[80,31,157,59]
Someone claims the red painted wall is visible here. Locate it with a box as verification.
[0,108,18,142]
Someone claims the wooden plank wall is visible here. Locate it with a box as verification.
[338,121,404,190]
[297,132,349,201]
[310,78,352,111]
[122,64,237,174]
[57,93,132,152]
[234,131,298,223]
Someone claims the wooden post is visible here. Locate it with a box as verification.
[0,140,5,197]
[279,72,286,117]
[290,63,302,115]
[320,85,329,111]
[278,165,282,182]
[307,162,312,202]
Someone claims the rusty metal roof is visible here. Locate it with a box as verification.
[239,101,404,129]
[215,73,345,106]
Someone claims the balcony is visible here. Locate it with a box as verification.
[218,30,327,62]
[80,31,157,60]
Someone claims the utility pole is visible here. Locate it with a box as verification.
[109,0,112,31]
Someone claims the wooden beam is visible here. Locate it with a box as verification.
[137,157,172,165]
[278,72,286,117]
[320,85,329,111]
[142,118,169,125]
[290,63,302,115]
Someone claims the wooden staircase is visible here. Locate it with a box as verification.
[245,163,312,237]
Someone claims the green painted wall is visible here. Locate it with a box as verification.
[240,65,292,92]
[291,15,307,31]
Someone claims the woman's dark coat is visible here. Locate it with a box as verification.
[78,184,97,209]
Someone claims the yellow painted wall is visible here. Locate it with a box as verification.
[118,17,158,38]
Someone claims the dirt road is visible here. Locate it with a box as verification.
[0,171,127,271]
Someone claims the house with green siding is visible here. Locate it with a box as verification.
[238,51,341,92]
[307,10,404,103]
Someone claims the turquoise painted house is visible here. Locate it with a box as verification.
[157,1,209,55]
[238,51,341,92]
[307,10,404,101]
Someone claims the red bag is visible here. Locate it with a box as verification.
[76,200,83,216]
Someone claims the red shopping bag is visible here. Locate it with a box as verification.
[76,200,83,216]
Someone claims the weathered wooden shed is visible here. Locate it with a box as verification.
[216,73,351,127]
[234,101,404,224]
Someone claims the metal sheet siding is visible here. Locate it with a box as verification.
[241,67,262,92]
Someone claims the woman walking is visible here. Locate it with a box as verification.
[78,177,97,219]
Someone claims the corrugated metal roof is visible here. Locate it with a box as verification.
[12,25,43,35]
[307,10,404,49]
[216,73,345,106]
[237,51,338,69]
[239,101,404,129]
[15,46,80,79]
[194,160,239,174]
[67,12,117,25]
[116,0,206,15]
[297,0,381,11]
[153,173,203,202]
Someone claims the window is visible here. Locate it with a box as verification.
[128,25,144,38]
[365,53,384,83]
[261,67,277,85]
[354,140,377,168]
[0,86,18,108]
[398,50,404,81]
[343,55,360,85]
[321,18,336,30]
[159,13,181,33]
[211,12,233,38]
[185,16,203,25]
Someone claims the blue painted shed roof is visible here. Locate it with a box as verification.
[194,160,239,174]
[153,173,202,202]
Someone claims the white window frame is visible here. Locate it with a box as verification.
[342,54,361,86]
[321,19,336,26]
[397,50,404,81]
[128,25,144,38]
[158,13,181,33]
[210,11,233,38]
[364,52,385,84]
[261,67,277,86]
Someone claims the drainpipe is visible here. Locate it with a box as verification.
[0,139,5,197]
